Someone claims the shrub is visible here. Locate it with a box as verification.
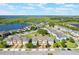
[37,29,49,36]
[66,41,78,48]
[30,26,37,30]
[60,39,66,48]
[26,43,34,48]
[53,43,60,48]
[0,41,8,48]
[68,37,75,43]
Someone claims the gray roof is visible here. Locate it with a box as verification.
[32,35,53,42]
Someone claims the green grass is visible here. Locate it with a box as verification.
[49,34,56,40]
[23,32,40,39]
[66,41,78,48]
[25,32,36,38]
[1,16,79,24]
[58,23,79,31]
[0,36,3,41]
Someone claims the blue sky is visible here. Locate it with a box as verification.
[0,3,79,15]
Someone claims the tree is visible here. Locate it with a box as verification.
[60,39,66,48]
[0,45,4,48]
[53,43,59,48]
[37,29,49,36]
[0,36,3,41]
[26,43,34,48]
[54,39,56,43]
[46,40,50,48]
[1,41,7,46]
[36,40,40,47]
[68,37,75,43]
[26,39,34,48]
[66,38,69,41]
[48,22,55,27]
[29,39,32,43]
[30,25,37,30]
[0,41,8,48]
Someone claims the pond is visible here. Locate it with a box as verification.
[71,24,79,27]
[0,24,30,31]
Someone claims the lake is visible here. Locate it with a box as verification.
[71,24,79,27]
[0,24,30,31]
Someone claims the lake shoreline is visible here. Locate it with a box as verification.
[0,23,31,32]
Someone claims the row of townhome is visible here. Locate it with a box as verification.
[5,34,54,48]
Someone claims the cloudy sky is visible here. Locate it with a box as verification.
[0,3,79,15]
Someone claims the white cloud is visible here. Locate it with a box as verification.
[0,3,78,15]
[21,3,47,10]
[27,3,47,8]
[22,6,35,10]
[44,7,73,11]
[56,7,73,11]
[36,3,47,8]
[0,3,8,6]
[0,3,16,10]
[63,4,76,8]
[0,10,12,15]
[45,8,55,10]
[7,5,16,10]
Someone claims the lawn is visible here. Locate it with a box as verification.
[49,34,56,40]
[24,32,40,39]
[66,41,78,48]
[0,36,3,41]
[26,32,36,38]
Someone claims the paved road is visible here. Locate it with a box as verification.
[0,50,79,55]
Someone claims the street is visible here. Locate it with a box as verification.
[0,49,79,55]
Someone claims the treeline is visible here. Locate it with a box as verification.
[0,16,79,24]
[59,24,79,31]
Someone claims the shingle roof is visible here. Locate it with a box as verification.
[32,35,53,42]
